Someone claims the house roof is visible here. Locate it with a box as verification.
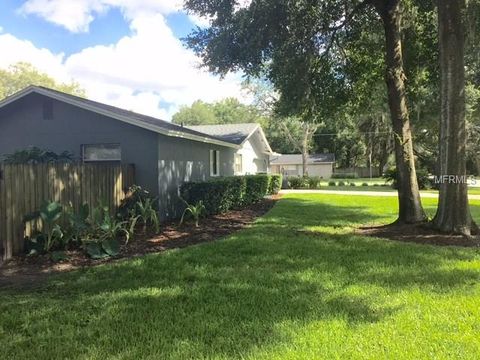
[270,153,335,165]
[0,86,240,149]
[188,123,273,154]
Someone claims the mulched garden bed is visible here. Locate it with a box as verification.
[0,196,280,288]
[357,223,480,247]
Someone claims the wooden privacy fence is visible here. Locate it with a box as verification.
[0,163,135,260]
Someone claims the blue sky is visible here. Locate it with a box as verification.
[0,1,245,120]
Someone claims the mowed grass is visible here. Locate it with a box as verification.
[1,194,480,359]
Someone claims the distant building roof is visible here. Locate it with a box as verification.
[270,153,335,165]
[0,86,240,149]
[187,123,259,145]
[188,123,273,154]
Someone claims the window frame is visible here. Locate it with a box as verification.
[234,153,243,174]
[81,143,122,163]
[210,149,220,177]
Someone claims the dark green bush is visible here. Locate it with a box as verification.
[338,181,346,186]
[180,174,274,215]
[3,147,74,164]
[383,167,431,190]
[244,174,270,205]
[328,181,336,186]
[180,177,245,215]
[268,174,282,194]
[288,176,307,189]
[308,176,321,189]
[362,182,369,186]
[350,182,356,186]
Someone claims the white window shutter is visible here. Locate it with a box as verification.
[210,150,214,176]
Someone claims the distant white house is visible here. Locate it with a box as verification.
[270,153,335,178]
[188,123,273,175]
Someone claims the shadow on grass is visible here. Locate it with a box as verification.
[1,195,480,359]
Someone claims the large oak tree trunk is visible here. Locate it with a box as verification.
[432,0,476,235]
[374,0,426,223]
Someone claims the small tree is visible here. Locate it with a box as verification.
[280,118,320,176]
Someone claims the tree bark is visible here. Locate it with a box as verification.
[374,0,426,223]
[432,0,476,235]
[302,150,308,176]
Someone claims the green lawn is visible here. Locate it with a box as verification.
[1,194,480,359]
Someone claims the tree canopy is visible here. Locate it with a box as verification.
[0,62,85,100]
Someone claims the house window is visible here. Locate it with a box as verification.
[82,144,121,162]
[210,150,220,176]
[234,154,243,174]
[42,99,53,120]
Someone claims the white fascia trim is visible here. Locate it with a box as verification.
[0,87,240,149]
[241,124,274,155]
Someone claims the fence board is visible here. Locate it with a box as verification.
[0,163,135,260]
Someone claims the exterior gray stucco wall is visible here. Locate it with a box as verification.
[157,134,235,219]
[0,93,159,196]
[0,92,239,220]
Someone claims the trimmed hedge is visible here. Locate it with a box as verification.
[180,174,280,215]
[288,176,307,189]
[268,174,282,194]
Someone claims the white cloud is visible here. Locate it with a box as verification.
[19,0,183,32]
[0,34,68,81]
[0,26,4,33]
[0,12,249,120]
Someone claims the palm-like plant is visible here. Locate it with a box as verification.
[129,198,160,235]
[179,199,206,227]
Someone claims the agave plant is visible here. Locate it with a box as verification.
[129,197,160,235]
[179,199,206,227]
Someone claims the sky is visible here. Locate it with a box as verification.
[0,0,249,120]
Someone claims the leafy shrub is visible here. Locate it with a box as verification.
[180,174,274,215]
[181,176,246,215]
[328,181,336,186]
[383,167,397,188]
[24,201,64,252]
[3,147,74,164]
[383,167,431,190]
[350,182,356,186]
[64,202,90,243]
[288,176,307,189]
[416,168,432,190]
[268,174,282,194]
[84,204,130,258]
[118,185,153,219]
[332,173,357,179]
[308,176,321,189]
[338,181,346,186]
[373,183,380,187]
[244,174,270,204]
[362,182,369,186]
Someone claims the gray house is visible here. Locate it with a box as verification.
[270,154,336,178]
[187,123,272,176]
[0,86,273,218]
